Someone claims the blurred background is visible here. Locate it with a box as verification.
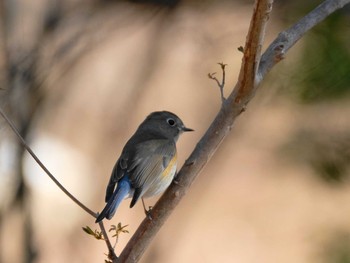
[0,0,350,262]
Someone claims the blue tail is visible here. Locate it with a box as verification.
[95,177,131,223]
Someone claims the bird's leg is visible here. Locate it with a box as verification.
[142,198,153,220]
[172,173,184,186]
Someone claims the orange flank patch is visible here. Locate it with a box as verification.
[162,152,177,179]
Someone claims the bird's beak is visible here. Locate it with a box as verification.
[182,126,194,132]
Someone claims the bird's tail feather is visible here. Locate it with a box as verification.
[95,178,131,223]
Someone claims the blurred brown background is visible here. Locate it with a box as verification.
[0,0,350,262]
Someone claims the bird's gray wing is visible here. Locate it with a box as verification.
[127,139,176,206]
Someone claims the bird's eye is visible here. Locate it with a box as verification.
[167,118,175,126]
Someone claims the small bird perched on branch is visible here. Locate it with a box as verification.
[96,111,193,223]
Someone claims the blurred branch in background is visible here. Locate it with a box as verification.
[0,0,46,261]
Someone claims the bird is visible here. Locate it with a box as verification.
[96,111,193,223]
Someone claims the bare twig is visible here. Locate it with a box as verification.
[0,106,97,218]
[208,62,227,103]
[109,223,130,249]
[98,221,118,262]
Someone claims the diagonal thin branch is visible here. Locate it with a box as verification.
[0,105,120,260]
[0,106,98,218]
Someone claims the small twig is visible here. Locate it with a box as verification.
[208,62,227,103]
[109,223,129,249]
[82,222,118,262]
[99,221,118,262]
[0,106,97,218]
[237,46,244,53]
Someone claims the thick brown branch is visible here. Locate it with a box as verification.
[119,0,273,262]
[234,0,273,103]
[118,0,350,262]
